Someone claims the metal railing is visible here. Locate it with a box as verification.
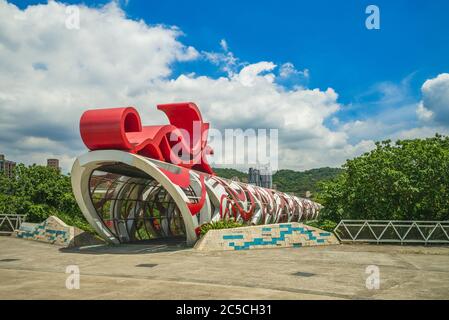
[0,214,27,235]
[334,220,449,245]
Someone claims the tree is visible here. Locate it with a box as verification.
[0,164,93,232]
[317,134,449,222]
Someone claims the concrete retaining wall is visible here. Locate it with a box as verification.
[13,216,103,247]
[194,222,339,251]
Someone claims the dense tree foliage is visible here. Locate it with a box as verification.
[317,135,449,222]
[0,164,93,232]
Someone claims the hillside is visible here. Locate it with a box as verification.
[212,168,248,182]
[212,167,343,197]
[273,167,343,197]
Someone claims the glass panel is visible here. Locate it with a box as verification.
[89,167,185,243]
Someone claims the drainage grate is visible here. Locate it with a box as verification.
[0,258,20,262]
[293,271,315,277]
[136,263,158,268]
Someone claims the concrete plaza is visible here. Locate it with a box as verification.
[0,236,448,299]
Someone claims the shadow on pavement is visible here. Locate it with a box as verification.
[60,237,190,255]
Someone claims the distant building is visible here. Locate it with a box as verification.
[0,154,16,178]
[248,167,260,185]
[47,158,60,171]
[248,165,273,189]
[259,166,273,189]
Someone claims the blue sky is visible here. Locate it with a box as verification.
[11,0,449,103]
[1,0,449,171]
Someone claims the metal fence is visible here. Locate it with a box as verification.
[0,214,27,235]
[334,220,449,245]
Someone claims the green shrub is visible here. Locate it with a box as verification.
[305,219,337,232]
[199,219,244,237]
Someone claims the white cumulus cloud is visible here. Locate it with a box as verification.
[0,1,381,172]
[421,73,449,125]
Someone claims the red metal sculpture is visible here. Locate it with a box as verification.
[80,102,214,174]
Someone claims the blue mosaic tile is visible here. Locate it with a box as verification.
[223,234,244,240]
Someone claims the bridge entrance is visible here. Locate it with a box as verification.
[89,163,186,244]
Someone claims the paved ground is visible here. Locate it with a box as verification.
[0,236,448,299]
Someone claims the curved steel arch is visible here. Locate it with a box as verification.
[71,150,201,244]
